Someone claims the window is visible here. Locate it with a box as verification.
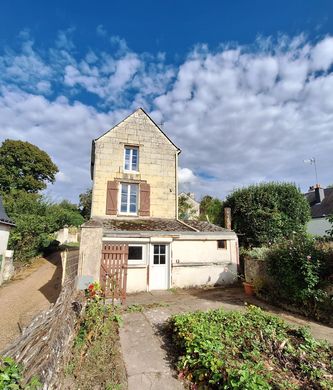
[128,245,144,264]
[124,146,139,172]
[153,244,166,265]
[217,240,227,249]
[120,183,138,214]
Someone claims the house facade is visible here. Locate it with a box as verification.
[304,186,333,236]
[78,108,239,294]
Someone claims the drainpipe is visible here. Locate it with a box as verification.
[175,150,181,219]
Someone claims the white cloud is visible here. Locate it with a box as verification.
[178,168,197,185]
[56,171,71,183]
[311,36,333,71]
[0,33,333,203]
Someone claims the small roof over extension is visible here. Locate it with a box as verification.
[100,218,232,236]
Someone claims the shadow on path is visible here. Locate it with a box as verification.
[38,252,62,304]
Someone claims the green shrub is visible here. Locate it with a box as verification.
[0,356,41,389]
[266,234,329,311]
[224,182,311,247]
[2,190,84,261]
[170,306,333,389]
[242,246,270,260]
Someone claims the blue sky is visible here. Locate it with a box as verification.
[0,1,333,202]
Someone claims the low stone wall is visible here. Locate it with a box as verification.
[1,249,81,389]
[61,247,80,286]
[56,227,80,245]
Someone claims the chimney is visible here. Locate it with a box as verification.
[224,207,232,230]
[188,192,195,200]
[314,184,325,203]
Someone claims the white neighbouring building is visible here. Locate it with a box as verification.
[0,196,15,285]
[78,108,239,294]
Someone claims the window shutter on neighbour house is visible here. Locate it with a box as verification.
[139,183,150,216]
[106,181,118,215]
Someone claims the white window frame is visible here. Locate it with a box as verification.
[128,244,146,265]
[119,182,139,215]
[152,244,167,265]
[124,146,139,172]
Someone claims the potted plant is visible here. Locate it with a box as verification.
[243,280,255,296]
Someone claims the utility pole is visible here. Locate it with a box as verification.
[304,157,319,186]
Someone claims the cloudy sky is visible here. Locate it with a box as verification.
[0,1,333,203]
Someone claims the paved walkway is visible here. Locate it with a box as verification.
[119,286,333,390]
[0,253,62,351]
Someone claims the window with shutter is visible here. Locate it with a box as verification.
[119,183,138,215]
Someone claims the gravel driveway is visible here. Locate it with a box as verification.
[0,253,62,351]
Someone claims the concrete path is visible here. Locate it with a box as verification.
[120,286,333,390]
[0,253,62,351]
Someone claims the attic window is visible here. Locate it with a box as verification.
[124,146,139,172]
[217,240,227,249]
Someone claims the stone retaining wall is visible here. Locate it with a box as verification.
[1,249,81,389]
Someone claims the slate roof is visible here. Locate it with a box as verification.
[0,196,15,226]
[102,218,230,233]
[304,188,333,218]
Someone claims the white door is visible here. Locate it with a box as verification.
[149,244,169,290]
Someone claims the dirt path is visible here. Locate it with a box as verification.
[120,286,333,390]
[0,253,62,351]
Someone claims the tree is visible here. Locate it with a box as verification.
[199,195,224,226]
[0,139,58,193]
[224,182,311,247]
[79,188,92,220]
[178,194,197,220]
[3,191,84,261]
[48,200,85,228]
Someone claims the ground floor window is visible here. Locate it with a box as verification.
[217,240,227,249]
[153,244,166,264]
[128,245,144,264]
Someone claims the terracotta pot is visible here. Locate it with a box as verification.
[243,282,255,296]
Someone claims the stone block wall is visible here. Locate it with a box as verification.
[244,257,269,283]
[91,109,178,219]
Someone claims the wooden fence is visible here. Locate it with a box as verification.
[100,242,128,304]
[1,248,81,389]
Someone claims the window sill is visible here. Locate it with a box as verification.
[128,263,147,269]
[123,170,140,174]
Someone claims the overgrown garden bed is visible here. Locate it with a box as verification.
[170,306,333,389]
[63,284,127,390]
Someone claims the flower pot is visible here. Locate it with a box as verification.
[243,282,255,296]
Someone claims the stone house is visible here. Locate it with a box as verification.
[178,192,200,219]
[78,108,239,295]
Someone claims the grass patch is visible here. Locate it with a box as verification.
[64,299,126,390]
[170,305,333,389]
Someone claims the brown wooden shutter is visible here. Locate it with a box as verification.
[139,183,150,216]
[106,181,118,215]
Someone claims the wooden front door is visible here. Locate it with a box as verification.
[100,242,128,304]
